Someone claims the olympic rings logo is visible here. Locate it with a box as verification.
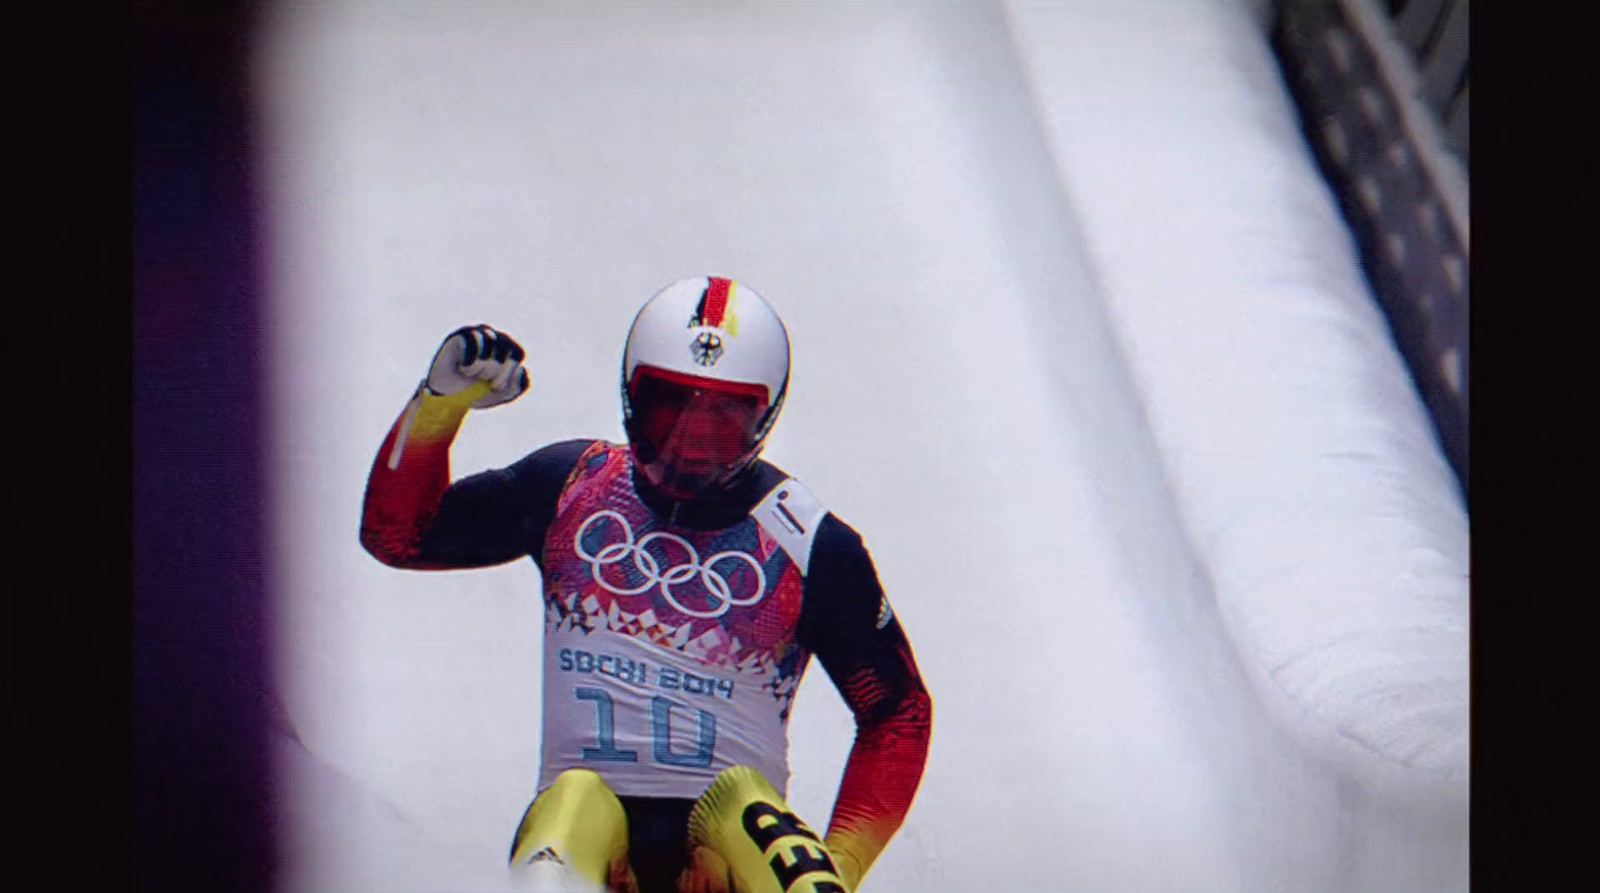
[574,510,767,619]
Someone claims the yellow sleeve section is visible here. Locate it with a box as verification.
[409,381,489,440]
[822,828,880,891]
[386,380,491,470]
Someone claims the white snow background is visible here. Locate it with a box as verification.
[255,2,1468,891]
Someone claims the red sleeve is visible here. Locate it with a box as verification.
[358,385,476,569]
[797,517,932,889]
[823,637,932,889]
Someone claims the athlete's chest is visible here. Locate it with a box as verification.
[540,447,804,669]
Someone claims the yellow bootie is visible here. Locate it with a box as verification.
[509,769,639,893]
[681,765,851,893]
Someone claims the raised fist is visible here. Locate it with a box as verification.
[425,324,530,409]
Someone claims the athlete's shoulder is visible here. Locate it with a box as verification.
[533,437,604,461]
[749,463,843,576]
[794,509,894,651]
[505,438,602,482]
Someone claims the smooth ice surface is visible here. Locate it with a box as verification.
[257,2,1467,891]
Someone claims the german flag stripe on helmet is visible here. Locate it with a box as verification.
[695,277,734,330]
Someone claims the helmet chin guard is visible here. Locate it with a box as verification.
[621,277,790,498]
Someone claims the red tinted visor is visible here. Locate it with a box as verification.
[627,366,771,494]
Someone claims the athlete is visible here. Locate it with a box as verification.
[359,277,932,893]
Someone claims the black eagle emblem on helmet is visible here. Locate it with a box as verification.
[690,332,724,366]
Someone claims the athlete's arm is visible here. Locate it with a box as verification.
[358,380,592,569]
[797,516,933,890]
[358,324,588,569]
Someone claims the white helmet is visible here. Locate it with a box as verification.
[621,276,790,498]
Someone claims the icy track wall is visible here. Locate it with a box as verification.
[1006,0,1468,805]
[259,1,1467,891]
